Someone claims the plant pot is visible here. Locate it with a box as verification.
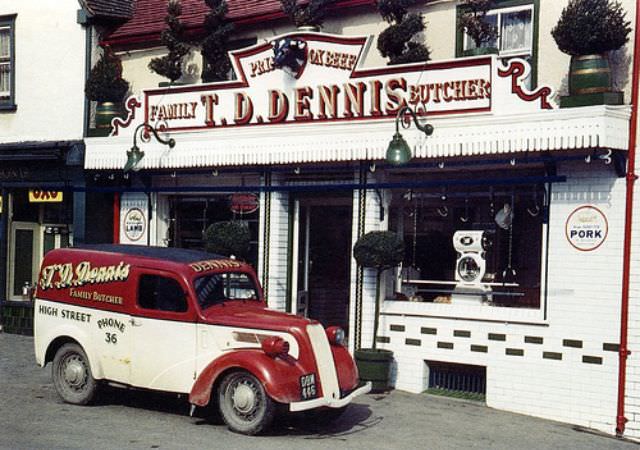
[569,54,611,95]
[462,47,498,57]
[95,101,122,130]
[355,348,393,393]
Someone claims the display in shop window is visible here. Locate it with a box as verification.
[391,183,546,309]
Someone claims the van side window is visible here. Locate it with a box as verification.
[138,275,188,313]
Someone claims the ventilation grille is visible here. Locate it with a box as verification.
[426,361,486,401]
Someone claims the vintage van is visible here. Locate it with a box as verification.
[34,245,370,435]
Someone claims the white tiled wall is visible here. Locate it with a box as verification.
[377,161,627,436]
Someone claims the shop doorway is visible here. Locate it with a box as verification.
[294,197,352,334]
[5,191,73,301]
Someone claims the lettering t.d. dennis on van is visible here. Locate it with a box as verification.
[34,245,370,435]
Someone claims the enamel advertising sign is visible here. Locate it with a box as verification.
[565,205,608,251]
[111,33,552,137]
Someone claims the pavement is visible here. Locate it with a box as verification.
[0,332,637,449]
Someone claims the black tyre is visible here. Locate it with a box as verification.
[217,371,275,435]
[52,343,98,405]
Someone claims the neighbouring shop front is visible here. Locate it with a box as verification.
[0,142,85,334]
[84,32,631,433]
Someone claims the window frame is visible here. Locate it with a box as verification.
[0,14,16,111]
[456,0,539,88]
[134,269,194,320]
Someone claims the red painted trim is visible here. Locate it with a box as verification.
[111,97,142,135]
[113,192,120,244]
[498,60,552,109]
[616,0,640,437]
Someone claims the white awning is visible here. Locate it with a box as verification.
[84,105,631,171]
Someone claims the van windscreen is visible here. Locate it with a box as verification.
[194,272,259,309]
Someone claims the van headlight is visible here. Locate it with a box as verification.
[326,326,345,346]
[261,336,290,358]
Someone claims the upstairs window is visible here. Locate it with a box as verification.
[457,1,537,87]
[0,15,15,110]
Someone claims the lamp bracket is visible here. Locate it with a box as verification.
[396,106,434,137]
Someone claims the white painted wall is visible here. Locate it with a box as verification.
[0,0,85,142]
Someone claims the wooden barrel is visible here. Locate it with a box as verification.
[569,54,611,95]
[95,101,120,129]
[355,348,393,392]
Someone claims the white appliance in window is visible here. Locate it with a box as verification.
[451,230,492,305]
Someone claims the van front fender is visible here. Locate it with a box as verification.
[190,350,308,407]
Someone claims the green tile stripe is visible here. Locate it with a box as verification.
[603,343,619,352]
[471,345,488,353]
[563,339,583,348]
[421,327,437,335]
[525,336,544,345]
[506,348,524,356]
[488,333,506,341]
[405,338,421,346]
[543,352,562,360]
[583,355,603,365]
[390,324,405,332]
[376,336,390,344]
[437,341,454,349]
[454,330,471,338]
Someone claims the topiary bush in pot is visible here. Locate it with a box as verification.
[148,0,191,85]
[458,0,499,56]
[280,0,336,30]
[375,0,430,65]
[551,0,631,106]
[85,46,130,130]
[353,230,404,392]
[200,0,235,83]
[204,221,251,260]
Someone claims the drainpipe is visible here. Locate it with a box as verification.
[616,1,640,437]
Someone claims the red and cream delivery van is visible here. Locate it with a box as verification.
[34,245,370,435]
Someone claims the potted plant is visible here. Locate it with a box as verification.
[204,221,251,260]
[85,46,130,130]
[201,0,235,83]
[458,0,499,56]
[353,230,404,392]
[375,0,430,65]
[148,0,191,86]
[551,0,631,107]
[280,0,335,31]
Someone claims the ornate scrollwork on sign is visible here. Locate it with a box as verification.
[111,97,142,137]
[498,59,553,110]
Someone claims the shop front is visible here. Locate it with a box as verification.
[84,32,631,433]
[0,141,87,334]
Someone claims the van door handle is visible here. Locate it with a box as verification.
[129,318,142,327]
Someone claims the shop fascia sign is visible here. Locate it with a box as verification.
[112,33,553,137]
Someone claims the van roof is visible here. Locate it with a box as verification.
[76,244,225,264]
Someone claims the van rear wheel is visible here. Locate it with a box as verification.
[217,371,275,435]
[52,343,97,405]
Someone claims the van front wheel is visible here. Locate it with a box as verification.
[217,371,275,435]
[52,343,98,405]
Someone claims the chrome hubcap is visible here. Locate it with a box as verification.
[63,356,86,390]
[232,383,257,414]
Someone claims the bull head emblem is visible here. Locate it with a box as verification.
[272,38,308,79]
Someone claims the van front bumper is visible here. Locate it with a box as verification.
[288,382,372,412]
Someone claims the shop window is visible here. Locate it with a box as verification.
[390,182,547,309]
[138,275,188,313]
[0,15,16,111]
[168,195,259,268]
[457,1,537,87]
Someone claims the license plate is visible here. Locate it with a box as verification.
[300,373,317,400]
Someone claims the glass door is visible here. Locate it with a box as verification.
[7,222,40,301]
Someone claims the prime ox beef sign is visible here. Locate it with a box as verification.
[116,33,533,137]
